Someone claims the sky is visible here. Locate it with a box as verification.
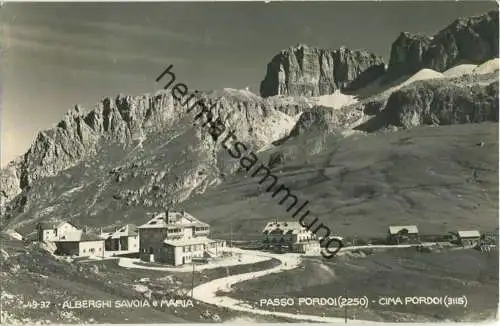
[0,1,497,166]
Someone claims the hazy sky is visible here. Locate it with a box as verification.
[1,1,497,166]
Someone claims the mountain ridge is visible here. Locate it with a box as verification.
[0,89,311,224]
[259,44,386,97]
[1,10,498,235]
[384,10,498,81]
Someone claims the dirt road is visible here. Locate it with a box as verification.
[117,251,271,272]
[191,248,380,323]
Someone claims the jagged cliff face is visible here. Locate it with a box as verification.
[1,10,498,234]
[0,89,310,228]
[259,45,385,97]
[385,33,433,82]
[385,75,499,129]
[287,105,365,138]
[285,71,499,140]
[385,10,499,81]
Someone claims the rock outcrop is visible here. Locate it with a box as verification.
[1,10,498,234]
[287,105,365,138]
[283,68,499,137]
[385,10,499,81]
[260,44,385,97]
[384,74,499,128]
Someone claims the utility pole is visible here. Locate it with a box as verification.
[344,288,348,323]
[191,262,195,298]
[230,221,233,249]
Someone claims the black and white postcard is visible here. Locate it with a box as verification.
[0,1,498,324]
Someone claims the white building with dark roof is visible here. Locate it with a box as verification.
[456,230,481,247]
[387,225,420,244]
[262,220,320,254]
[100,224,139,252]
[36,220,104,257]
[54,231,104,257]
[37,221,80,242]
[163,237,224,266]
[137,210,225,265]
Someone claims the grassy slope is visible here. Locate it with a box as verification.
[182,122,498,239]
[6,118,497,244]
[0,234,291,324]
[7,121,498,243]
[230,247,499,322]
[7,126,201,234]
[1,235,184,324]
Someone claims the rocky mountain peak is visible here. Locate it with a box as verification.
[0,88,311,213]
[293,43,309,50]
[384,10,499,82]
[1,9,498,235]
[259,45,386,97]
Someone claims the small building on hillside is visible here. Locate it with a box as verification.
[35,220,104,257]
[138,210,225,265]
[456,230,481,247]
[54,232,104,257]
[261,220,321,254]
[387,225,420,245]
[163,237,226,266]
[36,221,80,242]
[37,223,58,242]
[100,224,139,252]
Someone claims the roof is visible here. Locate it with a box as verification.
[457,230,481,238]
[55,230,84,242]
[55,221,80,229]
[55,231,102,242]
[109,224,138,238]
[124,224,138,235]
[262,221,306,235]
[80,233,103,242]
[37,222,58,230]
[138,211,209,229]
[37,220,82,231]
[388,225,419,235]
[100,232,113,239]
[163,237,215,247]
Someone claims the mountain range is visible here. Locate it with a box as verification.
[1,10,498,239]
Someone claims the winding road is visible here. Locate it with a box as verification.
[117,251,270,272]
[191,247,380,323]
[118,245,424,322]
